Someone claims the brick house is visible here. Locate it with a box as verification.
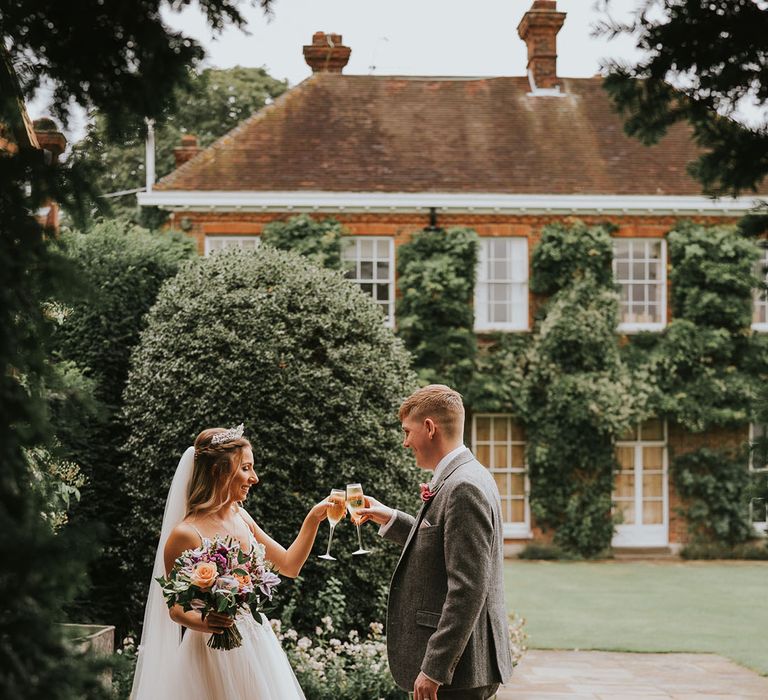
[139,0,767,553]
[0,49,67,231]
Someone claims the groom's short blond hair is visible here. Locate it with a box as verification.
[399,384,465,439]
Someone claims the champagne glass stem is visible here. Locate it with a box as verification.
[356,523,364,550]
[325,524,336,557]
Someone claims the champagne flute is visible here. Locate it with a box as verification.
[318,489,346,561]
[346,483,371,555]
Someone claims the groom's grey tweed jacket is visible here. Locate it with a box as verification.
[383,448,513,691]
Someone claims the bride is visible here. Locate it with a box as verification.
[131,424,330,699]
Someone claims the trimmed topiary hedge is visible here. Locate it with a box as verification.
[121,247,418,634]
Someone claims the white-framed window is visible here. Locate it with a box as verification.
[613,419,667,530]
[752,245,768,331]
[474,238,529,331]
[204,235,261,256]
[342,237,395,326]
[613,239,667,332]
[472,414,531,538]
[749,423,768,535]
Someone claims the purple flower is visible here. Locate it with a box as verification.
[258,571,281,599]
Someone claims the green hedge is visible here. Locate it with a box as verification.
[261,214,345,270]
[53,221,194,624]
[120,247,418,634]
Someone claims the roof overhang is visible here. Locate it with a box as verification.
[137,190,765,216]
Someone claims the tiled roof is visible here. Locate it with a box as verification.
[156,74,719,196]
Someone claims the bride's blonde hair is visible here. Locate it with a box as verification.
[186,427,251,517]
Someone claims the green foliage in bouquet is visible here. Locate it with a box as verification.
[261,214,346,270]
[53,220,194,625]
[396,227,479,397]
[121,247,418,634]
[523,222,641,557]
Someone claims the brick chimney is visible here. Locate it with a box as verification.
[174,134,200,167]
[517,0,566,91]
[303,32,351,74]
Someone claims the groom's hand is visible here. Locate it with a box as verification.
[413,671,440,700]
[356,495,394,526]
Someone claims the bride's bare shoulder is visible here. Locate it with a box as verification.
[166,521,201,551]
[238,507,261,533]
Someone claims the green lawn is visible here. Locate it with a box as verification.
[505,560,768,675]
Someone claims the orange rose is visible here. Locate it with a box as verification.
[234,573,252,589]
[190,561,218,590]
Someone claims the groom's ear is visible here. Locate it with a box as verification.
[425,418,436,438]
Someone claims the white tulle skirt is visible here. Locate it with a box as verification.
[170,610,305,700]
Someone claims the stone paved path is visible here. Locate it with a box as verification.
[496,650,768,699]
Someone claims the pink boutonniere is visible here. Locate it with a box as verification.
[419,483,435,502]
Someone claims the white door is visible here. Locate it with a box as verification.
[612,419,668,547]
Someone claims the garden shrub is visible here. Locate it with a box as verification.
[396,226,479,396]
[121,247,418,633]
[261,214,345,270]
[53,220,194,625]
[517,543,581,561]
[680,542,768,560]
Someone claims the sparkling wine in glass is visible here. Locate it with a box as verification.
[346,483,371,555]
[319,489,346,561]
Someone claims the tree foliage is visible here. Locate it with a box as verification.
[0,1,274,694]
[396,227,479,397]
[597,0,768,196]
[52,221,194,626]
[120,248,418,634]
[71,67,287,224]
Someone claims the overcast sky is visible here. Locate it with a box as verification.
[164,0,644,85]
[30,0,649,139]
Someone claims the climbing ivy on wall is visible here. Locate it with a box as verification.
[396,227,479,397]
[522,222,643,557]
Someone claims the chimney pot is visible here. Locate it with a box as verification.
[174,133,200,167]
[303,32,351,74]
[518,0,566,91]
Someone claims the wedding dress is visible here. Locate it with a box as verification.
[130,447,306,700]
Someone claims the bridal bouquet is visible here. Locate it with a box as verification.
[157,534,280,650]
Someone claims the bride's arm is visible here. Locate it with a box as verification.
[241,501,329,578]
[162,524,234,635]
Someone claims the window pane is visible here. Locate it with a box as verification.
[360,261,373,279]
[376,262,389,279]
[616,500,635,525]
[643,446,664,470]
[510,500,525,523]
[752,498,767,523]
[493,472,508,496]
[511,445,526,467]
[492,416,509,442]
[476,444,490,466]
[616,446,634,469]
[376,239,389,257]
[641,419,664,441]
[643,473,663,498]
[510,474,525,496]
[475,417,491,441]
[510,422,525,442]
[614,240,629,258]
[643,501,664,525]
[614,473,635,498]
[376,284,389,301]
[359,239,373,258]
[493,444,509,468]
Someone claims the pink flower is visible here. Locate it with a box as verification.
[419,483,435,502]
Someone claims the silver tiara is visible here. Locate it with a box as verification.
[211,423,245,446]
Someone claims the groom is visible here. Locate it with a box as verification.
[359,385,513,700]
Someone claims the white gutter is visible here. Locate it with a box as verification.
[137,190,764,216]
